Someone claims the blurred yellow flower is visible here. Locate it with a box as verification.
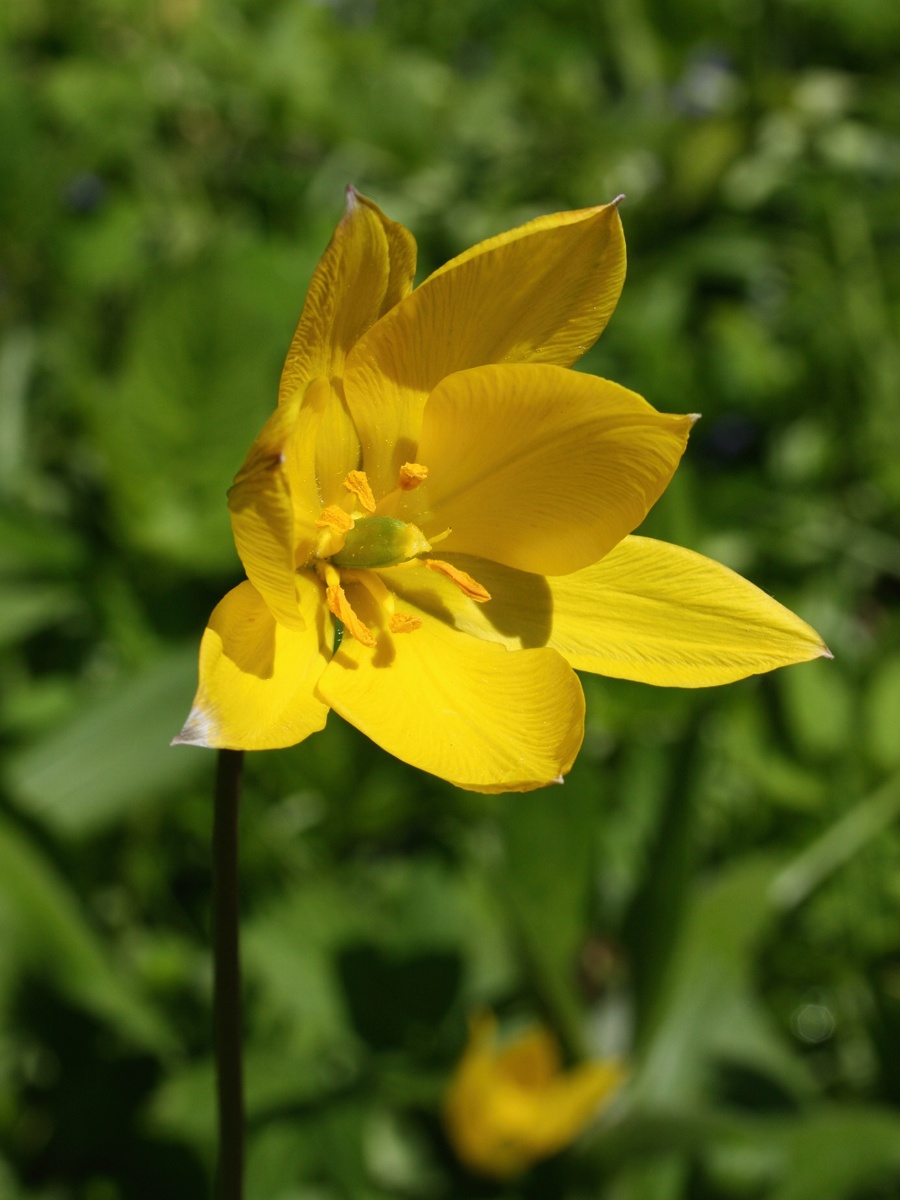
[175,188,829,790]
[443,1013,625,1179]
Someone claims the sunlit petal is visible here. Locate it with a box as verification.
[398,541,830,686]
[228,387,320,629]
[389,364,694,575]
[278,187,416,404]
[543,536,831,683]
[310,379,363,509]
[344,200,625,494]
[315,582,584,793]
[173,578,331,750]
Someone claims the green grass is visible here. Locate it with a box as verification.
[1,1,899,1196]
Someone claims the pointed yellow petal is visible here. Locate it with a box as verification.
[315,583,584,792]
[227,385,322,629]
[344,200,626,494]
[476,1060,622,1170]
[443,1013,624,1180]
[497,1028,561,1087]
[542,536,831,684]
[173,578,330,750]
[393,364,693,576]
[538,1061,626,1147]
[400,541,830,687]
[278,187,416,404]
[312,380,362,508]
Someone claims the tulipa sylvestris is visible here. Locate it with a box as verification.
[443,1013,625,1178]
[175,188,829,791]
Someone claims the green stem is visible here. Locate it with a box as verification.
[213,749,245,1200]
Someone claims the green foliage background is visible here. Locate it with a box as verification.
[1,0,900,1196]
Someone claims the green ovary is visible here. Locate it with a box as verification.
[330,517,430,569]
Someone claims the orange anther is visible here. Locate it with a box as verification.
[325,583,375,647]
[342,470,376,513]
[424,559,491,603]
[389,611,423,633]
[315,505,354,532]
[398,462,429,491]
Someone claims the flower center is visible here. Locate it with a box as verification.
[332,516,430,569]
[310,466,490,649]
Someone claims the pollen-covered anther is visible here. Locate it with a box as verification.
[425,559,491,603]
[316,505,354,532]
[325,583,375,648]
[315,504,354,558]
[389,611,422,634]
[343,470,376,513]
[398,462,428,491]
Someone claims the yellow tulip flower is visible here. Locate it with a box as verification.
[443,1013,625,1178]
[175,188,828,790]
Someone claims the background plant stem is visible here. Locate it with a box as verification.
[213,749,245,1200]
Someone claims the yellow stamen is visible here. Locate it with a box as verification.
[350,569,424,637]
[343,470,376,514]
[316,505,354,532]
[325,582,375,648]
[314,505,353,558]
[425,559,491,603]
[398,462,429,491]
[389,611,422,634]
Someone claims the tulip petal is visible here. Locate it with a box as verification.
[539,1062,626,1148]
[392,540,830,686]
[388,364,694,576]
[311,379,364,509]
[278,187,416,404]
[344,200,626,494]
[315,582,584,792]
[173,578,330,750]
[228,382,325,628]
[542,537,832,683]
[443,1013,624,1180]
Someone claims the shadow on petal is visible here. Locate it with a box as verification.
[210,589,276,680]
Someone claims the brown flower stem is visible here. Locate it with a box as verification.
[213,749,245,1200]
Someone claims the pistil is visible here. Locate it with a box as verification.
[308,465,489,649]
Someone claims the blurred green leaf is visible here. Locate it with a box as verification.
[1,0,900,1195]
[705,1105,900,1200]
[599,1103,900,1199]
[5,647,206,836]
[724,697,825,811]
[0,508,82,575]
[623,727,702,1046]
[498,780,595,1050]
[633,855,814,1105]
[0,581,78,646]
[0,814,170,1052]
[779,658,855,761]
[81,238,317,571]
[149,1048,352,1154]
[865,655,900,770]
[771,771,900,910]
[246,1121,338,1200]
